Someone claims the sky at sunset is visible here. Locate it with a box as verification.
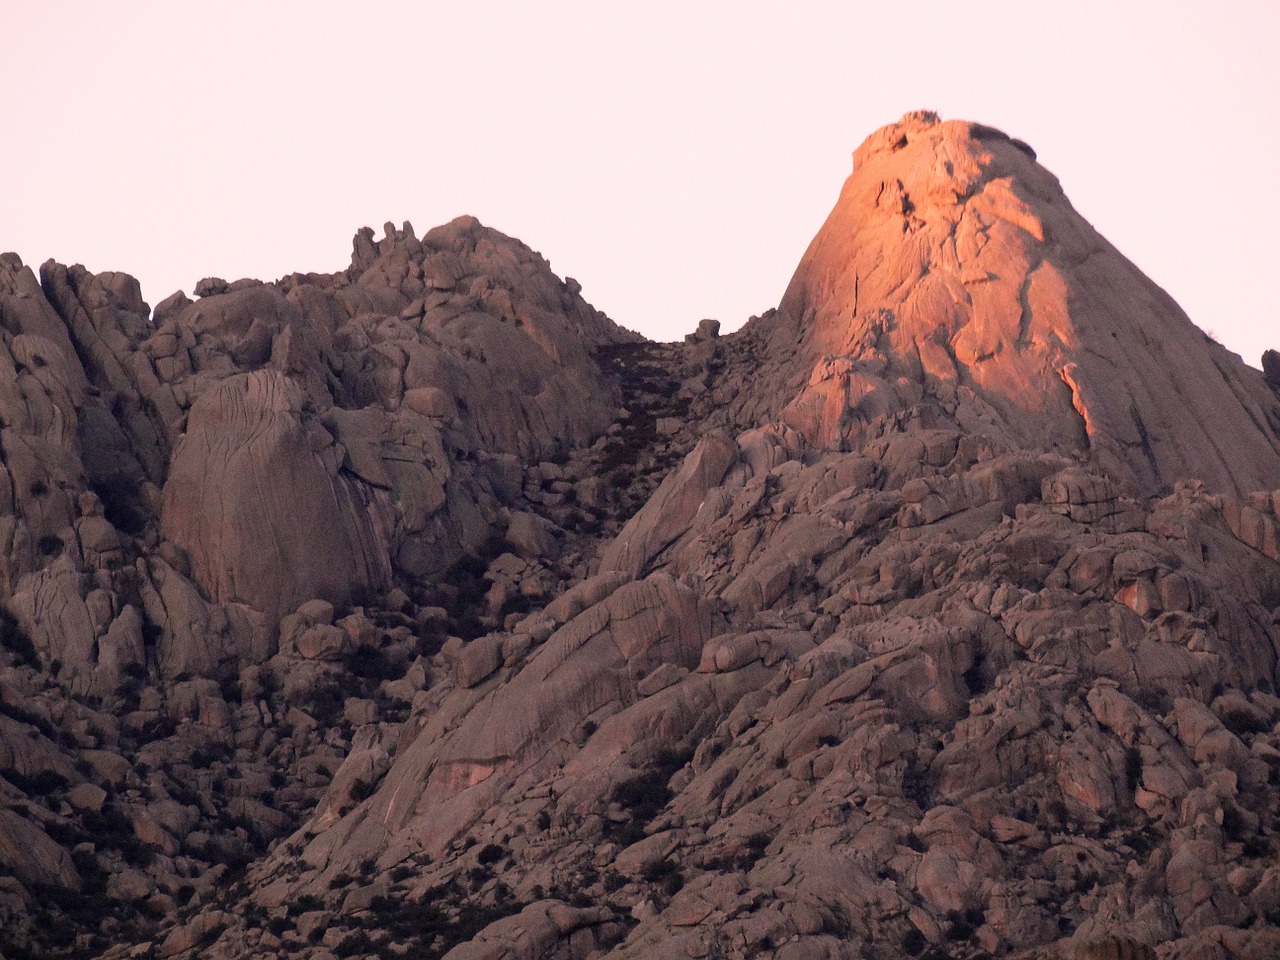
[3,2,1277,366]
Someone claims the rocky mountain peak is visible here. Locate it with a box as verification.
[3,118,1280,960]
[760,112,1280,496]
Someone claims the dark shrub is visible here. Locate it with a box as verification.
[0,608,38,667]
[1220,708,1274,738]
[477,843,505,866]
[613,771,671,819]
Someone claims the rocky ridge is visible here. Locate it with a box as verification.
[1,114,1279,960]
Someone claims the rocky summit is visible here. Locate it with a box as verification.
[2,113,1280,960]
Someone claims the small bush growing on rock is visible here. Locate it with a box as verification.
[345,645,400,682]
[264,915,290,936]
[900,927,928,955]
[309,679,346,726]
[1220,708,1274,738]
[1221,804,1256,846]
[138,713,177,741]
[218,673,242,702]
[1074,870,1100,894]
[349,777,376,803]
[82,804,158,867]
[613,771,672,819]
[123,660,148,680]
[901,758,935,809]
[943,907,983,941]
[288,893,323,916]
[0,698,57,738]
[477,843,505,865]
[652,746,694,777]
[641,859,678,884]
[91,474,151,535]
[0,608,38,667]
[1123,826,1158,857]
[6,768,70,795]
[1131,687,1170,716]
[1046,798,1070,829]
[1124,746,1143,790]
[334,930,381,957]
[190,742,230,769]
[415,622,447,658]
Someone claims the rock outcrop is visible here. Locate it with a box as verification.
[160,369,394,618]
[755,111,1280,497]
[2,115,1279,960]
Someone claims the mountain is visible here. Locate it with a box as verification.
[1,114,1280,960]
[746,111,1280,496]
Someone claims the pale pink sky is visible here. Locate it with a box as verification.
[3,2,1277,366]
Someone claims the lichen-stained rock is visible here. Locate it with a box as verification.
[160,369,393,618]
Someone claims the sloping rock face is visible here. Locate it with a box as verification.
[222,440,1280,960]
[2,117,1280,960]
[754,111,1280,497]
[161,369,395,618]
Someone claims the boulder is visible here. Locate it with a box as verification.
[0,810,80,891]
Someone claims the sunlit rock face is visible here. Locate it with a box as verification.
[765,111,1280,496]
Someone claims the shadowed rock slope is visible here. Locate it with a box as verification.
[2,115,1280,960]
